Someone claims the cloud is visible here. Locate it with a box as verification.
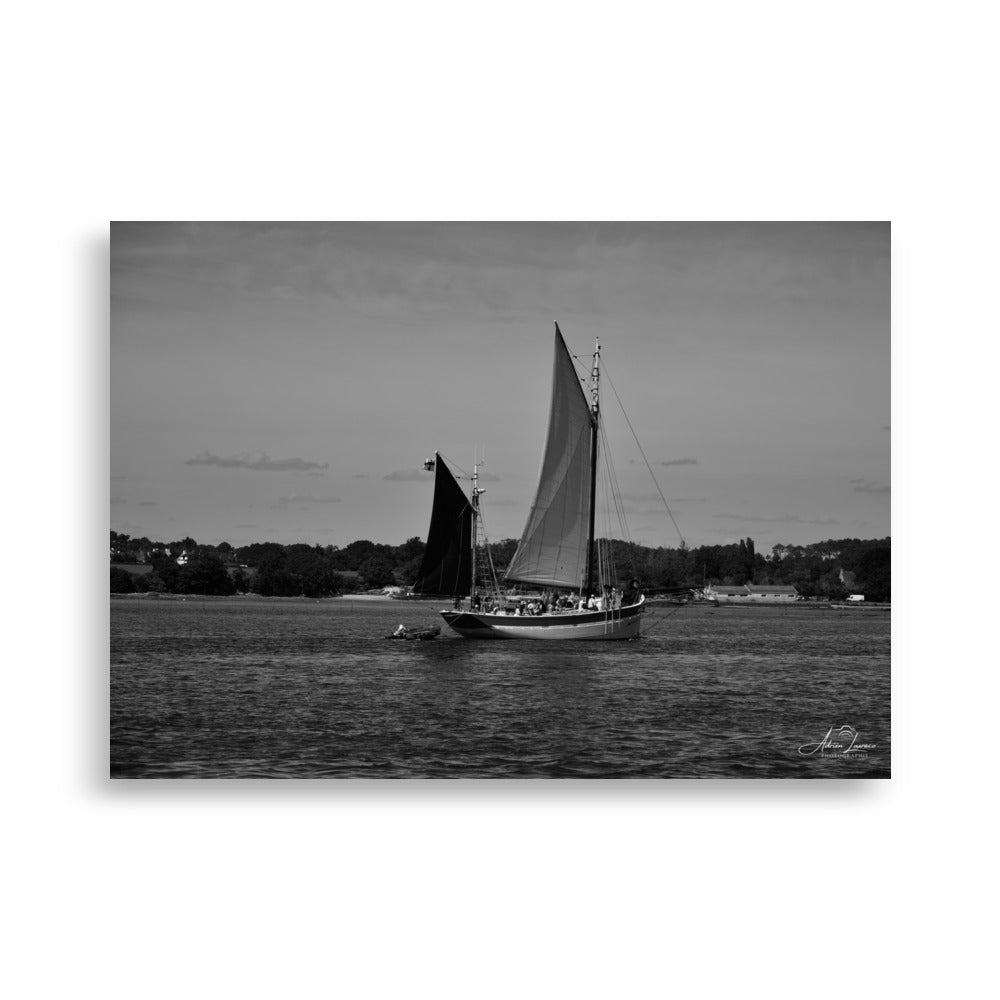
[278,494,341,504]
[186,450,328,471]
[850,478,890,494]
[706,527,773,537]
[622,492,704,503]
[660,457,699,466]
[384,468,435,481]
[714,513,840,525]
[383,467,501,482]
[352,473,370,479]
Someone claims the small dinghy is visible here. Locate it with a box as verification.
[386,624,441,641]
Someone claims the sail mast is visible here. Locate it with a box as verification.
[585,336,600,597]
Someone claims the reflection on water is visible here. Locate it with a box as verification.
[111,598,890,778]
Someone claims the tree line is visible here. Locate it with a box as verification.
[110,532,424,598]
[110,531,890,602]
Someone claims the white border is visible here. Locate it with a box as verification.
[8,2,994,996]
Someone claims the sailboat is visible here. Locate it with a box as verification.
[412,324,645,640]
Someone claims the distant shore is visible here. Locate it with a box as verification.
[109,591,449,603]
[111,592,889,609]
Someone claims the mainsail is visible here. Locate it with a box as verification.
[504,327,595,590]
[412,454,473,595]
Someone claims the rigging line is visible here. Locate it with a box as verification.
[641,602,689,637]
[601,362,686,548]
[597,470,613,589]
[601,467,621,586]
[596,438,612,546]
[476,507,501,595]
[569,352,600,407]
[600,420,632,547]
[598,420,635,586]
[586,371,636,575]
[597,430,622,586]
[611,446,639,578]
[435,452,480,484]
[602,461,623,588]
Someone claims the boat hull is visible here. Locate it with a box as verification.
[439,597,645,640]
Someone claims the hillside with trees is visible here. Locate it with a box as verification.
[110,531,890,602]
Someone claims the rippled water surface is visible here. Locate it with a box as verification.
[110,597,890,778]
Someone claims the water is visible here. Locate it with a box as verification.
[110,597,891,778]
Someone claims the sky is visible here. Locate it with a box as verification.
[110,222,889,552]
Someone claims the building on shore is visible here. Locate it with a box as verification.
[704,582,800,604]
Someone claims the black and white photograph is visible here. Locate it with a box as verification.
[111,221,890,778]
[13,2,999,998]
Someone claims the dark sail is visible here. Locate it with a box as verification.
[412,454,473,596]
